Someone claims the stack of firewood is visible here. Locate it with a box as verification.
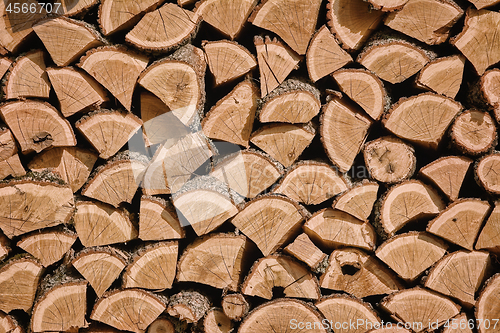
[1,0,500,332]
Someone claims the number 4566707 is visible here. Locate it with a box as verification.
[6,2,62,14]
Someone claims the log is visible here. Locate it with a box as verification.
[357,40,430,84]
[380,287,461,332]
[202,40,257,86]
[476,152,500,195]
[320,247,402,298]
[17,229,77,267]
[72,247,127,297]
[33,17,104,67]
[201,80,258,147]
[249,0,322,55]
[363,136,416,183]
[238,299,328,333]
[366,0,408,11]
[0,257,43,313]
[375,232,448,281]
[91,289,165,333]
[0,155,26,180]
[332,180,379,221]
[450,109,497,155]
[0,232,9,261]
[419,156,472,201]
[139,196,185,241]
[177,234,250,290]
[480,69,500,123]
[31,281,88,332]
[0,128,16,162]
[74,201,138,247]
[476,273,500,333]
[79,47,149,111]
[59,0,99,16]
[140,91,181,147]
[203,308,233,333]
[320,95,372,172]
[384,0,463,45]
[306,26,352,82]
[383,93,462,149]
[46,67,108,117]
[147,317,175,333]
[427,199,491,250]
[167,291,210,323]
[452,8,500,75]
[424,250,491,308]
[476,202,500,252]
[221,294,249,321]
[416,55,465,98]
[284,233,327,270]
[28,147,98,192]
[469,0,500,9]
[0,179,74,238]
[231,195,305,256]
[241,254,321,300]
[0,57,11,79]
[326,0,384,50]
[125,3,200,52]
[254,36,301,97]
[122,241,178,290]
[304,208,377,251]
[0,100,76,154]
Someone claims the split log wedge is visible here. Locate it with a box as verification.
[442,313,473,333]
[469,0,500,9]
[59,0,99,16]
[91,289,165,333]
[332,181,379,221]
[476,202,500,252]
[0,57,11,79]
[273,161,348,205]
[476,152,500,194]
[0,311,22,333]
[4,50,51,99]
[0,128,16,162]
[177,234,249,290]
[17,230,77,267]
[139,196,185,241]
[480,69,500,122]
[0,155,25,180]
[366,0,408,11]
[375,232,448,281]
[98,0,163,35]
[140,91,178,146]
[167,290,210,323]
[241,254,320,300]
[320,247,402,298]
[0,232,9,261]
[231,195,305,256]
[416,55,465,98]
[476,274,500,333]
[221,294,249,321]
[284,233,326,270]
[450,109,497,155]
[204,308,232,333]
[147,317,175,333]
[304,208,377,251]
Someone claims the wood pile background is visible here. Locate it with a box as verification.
[1,0,500,332]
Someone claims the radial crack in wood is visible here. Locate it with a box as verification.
[475,152,500,194]
[17,230,77,267]
[476,273,500,333]
[333,180,379,221]
[98,0,163,35]
[476,202,500,252]
[416,55,465,98]
[450,109,497,156]
[139,196,184,241]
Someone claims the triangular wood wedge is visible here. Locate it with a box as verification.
[0,57,11,78]
[380,287,460,332]
[0,232,9,261]
[28,147,98,192]
[204,308,232,332]
[416,55,465,98]
[481,69,500,123]
[17,230,77,267]
[332,68,387,121]
[231,195,305,256]
[333,181,379,221]
[126,3,200,52]
[476,202,500,252]
[72,247,127,297]
[258,79,321,123]
[450,109,497,155]
[0,258,43,313]
[90,289,165,333]
[0,180,74,238]
[239,299,327,333]
[47,67,108,117]
[74,201,138,247]
[98,0,163,35]
[31,282,88,333]
[383,93,462,149]
[358,41,429,84]
[419,156,472,201]
[0,127,16,162]
[249,0,322,55]
[33,17,104,66]
[476,152,500,194]
[139,196,184,241]
[196,0,258,39]
[316,295,380,329]
[250,123,315,168]
[425,250,490,308]
[427,199,491,250]
[0,311,23,333]
[274,161,348,205]
[326,0,384,50]
[123,241,178,290]
[4,50,51,99]
[210,150,282,198]
[254,36,301,97]
[320,247,402,298]
[304,208,377,251]
[0,100,76,154]
[469,0,500,9]
[307,26,352,82]
[452,8,500,75]
[284,233,326,270]
[177,234,250,290]
[202,40,257,86]
[141,149,171,196]
[385,0,463,45]
[140,91,181,146]
[0,155,25,180]
[202,81,258,147]
[376,232,448,281]
[320,95,372,172]
[76,110,142,159]
[366,0,409,11]
[241,254,320,300]
[81,158,146,207]
[476,274,500,332]
[79,47,149,111]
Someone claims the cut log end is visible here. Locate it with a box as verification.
[221,294,249,321]
[450,109,497,156]
[476,152,500,194]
